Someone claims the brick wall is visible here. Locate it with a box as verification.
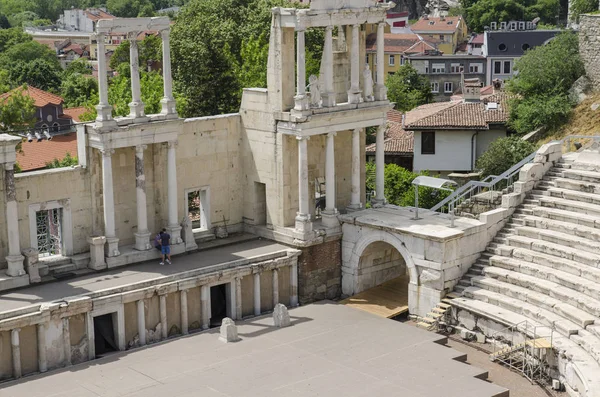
[580,15,600,90]
[296,239,342,304]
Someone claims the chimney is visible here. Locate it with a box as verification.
[401,113,406,129]
[463,78,482,103]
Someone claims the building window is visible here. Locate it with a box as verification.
[450,63,463,73]
[400,57,406,66]
[504,61,511,74]
[494,61,502,74]
[424,60,429,73]
[469,63,482,73]
[431,82,439,93]
[185,186,210,231]
[498,43,507,51]
[439,34,444,41]
[432,63,445,73]
[444,82,453,93]
[421,131,435,155]
[388,72,395,76]
[36,209,62,257]
[389,55,395,66]
[366,54,369,64]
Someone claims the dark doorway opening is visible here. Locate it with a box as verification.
[210,284,227,328]
[94,313,118,356]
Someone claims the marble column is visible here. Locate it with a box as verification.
[159,294,168,340]
[235,277,242,320]
[347,24,362,104]
[128,34,148,121]
[294,136,312,234]
[374,22,387,101]
[253,272,261,316]
[63,318,71,366]
[95,32,115,127]
[11,328,21,379]
[37,323,47,373]
[137,299,146,345]
[294,29,309,112]
[101,149,119,257]
[134,145,151,251]
[201,285,210,330]
[180,289,189,335]
[349,129,362,210]
[272,269,279,307]
[321,26,336,107]
[160,29,177,117]
[373,124,386,205]
[4,162,24,276]
[290,262,298,307]
[322,132,339,230]
[166,141,182,243]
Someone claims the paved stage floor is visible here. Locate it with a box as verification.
[340,275,409,318]
[0,302,508,397]
[0,237,288,312]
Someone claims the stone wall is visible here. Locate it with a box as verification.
[296,238,342,304]
[580,15,600,90]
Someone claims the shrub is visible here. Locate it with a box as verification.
[475,136,536,178]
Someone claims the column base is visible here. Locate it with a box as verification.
[128,102,150,124]
[5,255,25,277]
[294,213,313,233]
[371,198,387,208]
[95,104,117,129]
[87,236,107,270]
[347,90,363,104]
[134,231,152,251]
[167,224,183,245]
[105,237,120,257]
[374,85,387,101]
[346,203,363,212]
[321,211,341,232]
[321,92,336,108]
[293,94,310,112]
[160,98,178,119]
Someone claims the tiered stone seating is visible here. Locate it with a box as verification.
[451,155,600,397]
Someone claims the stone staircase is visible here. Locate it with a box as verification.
[38,253,90,279]
[449,156,600,397]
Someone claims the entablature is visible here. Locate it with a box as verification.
[274,3,393,30]
[86,118,183,151]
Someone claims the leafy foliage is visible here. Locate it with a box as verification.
[107,0,154,17]
[507,32,584,134]
[0,86,36,132]
[7,59,62,92]
[109,34,162,71]
[461,0,561,32]
[64,58,92,78]
[0,40,60,67]
[475,136,536,178]
[45,152,78,169]
[570,0,599,21]
[385,63,432,112]
[61,73,98,107]
[0,28,32,54]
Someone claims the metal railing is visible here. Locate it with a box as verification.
[431,134,600,214]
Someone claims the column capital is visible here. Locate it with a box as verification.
[296,135,310,141]
[100,148,115,157]
[135,144,148,153]
[326,131,337,138]
[127,31,140,40]
[325,25,334,31]
[378,21,386,28]
[167,140,178,148]
[160,29,170,39]
[352,23,360,29]
[4,161,14,171]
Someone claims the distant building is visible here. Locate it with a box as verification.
[366,110,414,170]
[409,15,468,54]
[467,33,484,55]
[57,8,116,33]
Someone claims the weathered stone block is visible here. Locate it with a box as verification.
[273,304,291,328]
[519,163,543,182]
[219,318,240,343]
[22,248,41,283]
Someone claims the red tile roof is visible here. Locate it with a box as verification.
[63,107,88,122]
[366,33,437,54]
[469,33,484,45]
[85,8,116,21]
[16,134,78,171]
[0,86,64,108]
[411,16,462,33]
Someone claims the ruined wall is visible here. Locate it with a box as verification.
[297,239,342,304]
[580,15,600,90]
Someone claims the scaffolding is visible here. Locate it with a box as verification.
[489,321,554,384]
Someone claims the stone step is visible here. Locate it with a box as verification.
[454,285,466,294]
[458,279,471,287]
[481,266,600,319]
[463,285,583,335]
[532,206,600,229]
[515,225,600,256]
[553,163,572,169]
[416,321,434,330]
[529,189,547,196]
[523,199,540,205]
[588,325,600,340]
[571,330,600,366]
[40,255,71,268]
[522,215,600,242]
[71,252,91,269]
[49,263,77,275]
[539,196,600,217]
[487,255,600,308]
[546,171,563,178]
[567,161,600,173]
[513,208,533,216]
[506,235,600,268]
[554,177,600,196]
[547,187,600,206]
[563,168,600,184]
[522,204,537,210]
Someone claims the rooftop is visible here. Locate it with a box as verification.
[0,85,64,108]
[366,33,437,54]
[410,16,463,33]
[16,133,78,172]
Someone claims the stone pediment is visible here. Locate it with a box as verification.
[309,0,378,11]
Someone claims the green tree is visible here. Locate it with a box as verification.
[0,69,9,94]
[463,0,561,32]
[109,34,162,71]
[0,86,36,132]
[46,152,78,169]
[61,73,98,107]
[570,0,599,21]
[107,0,153,17]
[0,40,60,66]
[385,63,432,112]
[0,27,32,53]
[63,58,92,78]
[0,13,10,28]
[475,136,536,178]
[7,59,62,92]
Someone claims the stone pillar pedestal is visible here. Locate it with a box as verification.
[273,304,291,328]
[105,237,120,258]
[253,272,261,316]
[87,236,107,270]
[219,318,240,343]
[22,248,41,283]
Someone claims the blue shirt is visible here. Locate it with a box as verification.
[160,233,171,247]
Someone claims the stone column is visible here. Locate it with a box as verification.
[294,29,309,112]
[272,269,279,307]
[63,318,71,366]
[101,149,120,257]
[159,294,168,340]
[166,141,182,243]
[374,22,387,101]
[4,162,24,276]
[180,289,189,335]
[134,145,151,251]
[321,26,336,107]
[235,277,242,320]
[201,285,210,330]
[322,132,339,230]
[11,328,21,379]
[290,262,298,307]
[137,299,146,345]
[95,33,115,127]
[347,25,362,104]
[373,124,386,205]
[37,323,47,373]
[253,272,261,316]
[160,29,177,118]
[348,128,362,210]
[128,34,148,122]
[294,136,312,234]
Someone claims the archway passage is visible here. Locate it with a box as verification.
[341,241,410,319]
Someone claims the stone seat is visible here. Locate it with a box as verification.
[487,256,600,310]
[546,187,600,205]
[573,330,600,367]
[506,235,600,267]
[521,215,600,242]
[554,177,600,195]
[563,168,600,183]
[515,225,600,256]
[539,196,600,217]
[481,266,600,318]
[532,206,600,229]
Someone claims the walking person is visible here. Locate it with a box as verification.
[159,228,171,265]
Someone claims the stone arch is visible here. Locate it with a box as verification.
[342,229,418,298]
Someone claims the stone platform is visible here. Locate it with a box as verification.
[0,302,508,397]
